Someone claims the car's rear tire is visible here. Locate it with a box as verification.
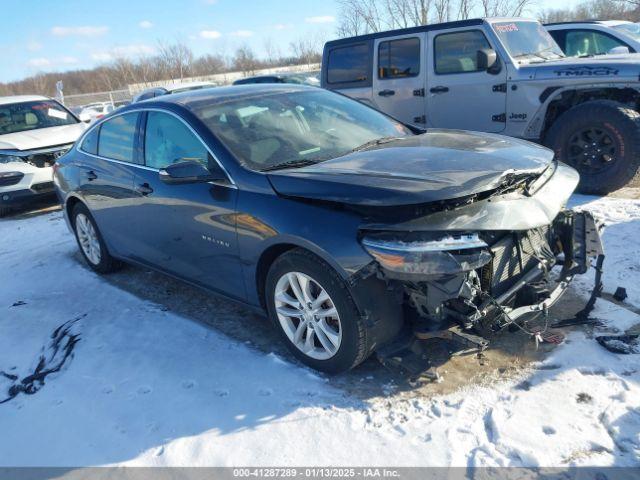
[265,248,371,374]
[71,203,121,274]
[544,100,640,194]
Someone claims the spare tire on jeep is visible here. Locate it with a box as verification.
[544,100,640,195]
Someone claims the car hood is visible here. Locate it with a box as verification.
[0,123,86,151]
[520,54,640,80]
[267,130,554,207]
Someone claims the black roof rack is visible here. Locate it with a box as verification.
[324,18,485,47]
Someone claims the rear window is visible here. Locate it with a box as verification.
[378,37,420,79]
[327,43,370,85]
[97,113,140,163]
[81,126,99,155]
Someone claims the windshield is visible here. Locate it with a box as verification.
[189,89,412,171]
[492,21,564,63]
[0,100,78,135]
[613,22,640,42]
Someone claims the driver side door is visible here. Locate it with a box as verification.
[426,28,507,133]
[127,110,244,299]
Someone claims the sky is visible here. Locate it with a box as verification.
[1,0,583,84]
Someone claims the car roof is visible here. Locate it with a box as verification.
[164,81,217,92]
[125,84,312,110]
[323,17,537,46]
[0,95,50,106]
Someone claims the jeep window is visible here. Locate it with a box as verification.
[189,89,411,172]
[0,100,78,135]
[565,30,630,56]
[378,37,420,79]
[492,21,564,63]
[612,22,640,42]
[327,43,370,84]
[97,113,140,164]
[434,30,491,74]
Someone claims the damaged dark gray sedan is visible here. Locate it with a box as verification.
[53,85,603,373]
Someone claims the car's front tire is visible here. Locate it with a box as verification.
[71,203,121,274]
[545,100,640,194]
[265,248,371,373]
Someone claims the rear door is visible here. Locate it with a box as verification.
[426,28,507,132]
[372,34,426,125]
[76,112,141,256]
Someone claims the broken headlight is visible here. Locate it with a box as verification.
[361,233,492,277]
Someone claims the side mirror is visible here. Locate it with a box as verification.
[159,159,226,185]
[608,46,630,55]
[477,48,498,72]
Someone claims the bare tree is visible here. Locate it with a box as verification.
[290,31,326,66]
[157,41,194,80]
[232,46,261,75]
[539,0,640,23]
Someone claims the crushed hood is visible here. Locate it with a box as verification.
[0,123,86,151]
[267,130,554,207]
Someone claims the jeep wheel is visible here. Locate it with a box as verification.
[265,248,371,374]
[545,100,640,194]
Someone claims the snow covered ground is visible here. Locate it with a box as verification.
[0,195,638,467]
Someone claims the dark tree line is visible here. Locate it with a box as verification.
[0,39,324,98]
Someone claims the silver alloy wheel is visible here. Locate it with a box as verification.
[274,272,342,361]
[75,213,102,265]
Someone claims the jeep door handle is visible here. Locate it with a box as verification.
[86,170,97,181]
[378,89,395,97]
[135,183,154,196]
[429,86,449,94]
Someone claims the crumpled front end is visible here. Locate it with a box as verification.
[357,163,604,337]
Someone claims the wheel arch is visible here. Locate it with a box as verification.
[64,195,84,226]
[539,87,640,142]
[254,237,355,310]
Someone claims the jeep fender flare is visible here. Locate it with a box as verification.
[524,84,640,140]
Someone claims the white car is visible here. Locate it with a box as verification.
[0,95,86,216]
[132,81,217,102]
[546,20,640,56]
[77,102,115,123]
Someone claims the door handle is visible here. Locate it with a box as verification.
[378,89,396,97]
[86,170,97,181]
[429,86,449,94]
[135,183,154,196]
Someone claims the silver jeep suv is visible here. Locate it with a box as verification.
[322,17,640,194]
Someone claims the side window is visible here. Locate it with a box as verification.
[144,111,209,169]
[378,37,420,79]
[565,30,626,56]
[98,113,140,163]
[547,30,566,52]
[327,43,370,85]
[434,30,491,74]
[81,126,99,155]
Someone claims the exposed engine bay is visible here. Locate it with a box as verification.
[354,162,604,365]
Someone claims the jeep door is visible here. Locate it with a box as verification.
[426,27,507,132]
[371,34,426,126]
[126,109,244,299]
